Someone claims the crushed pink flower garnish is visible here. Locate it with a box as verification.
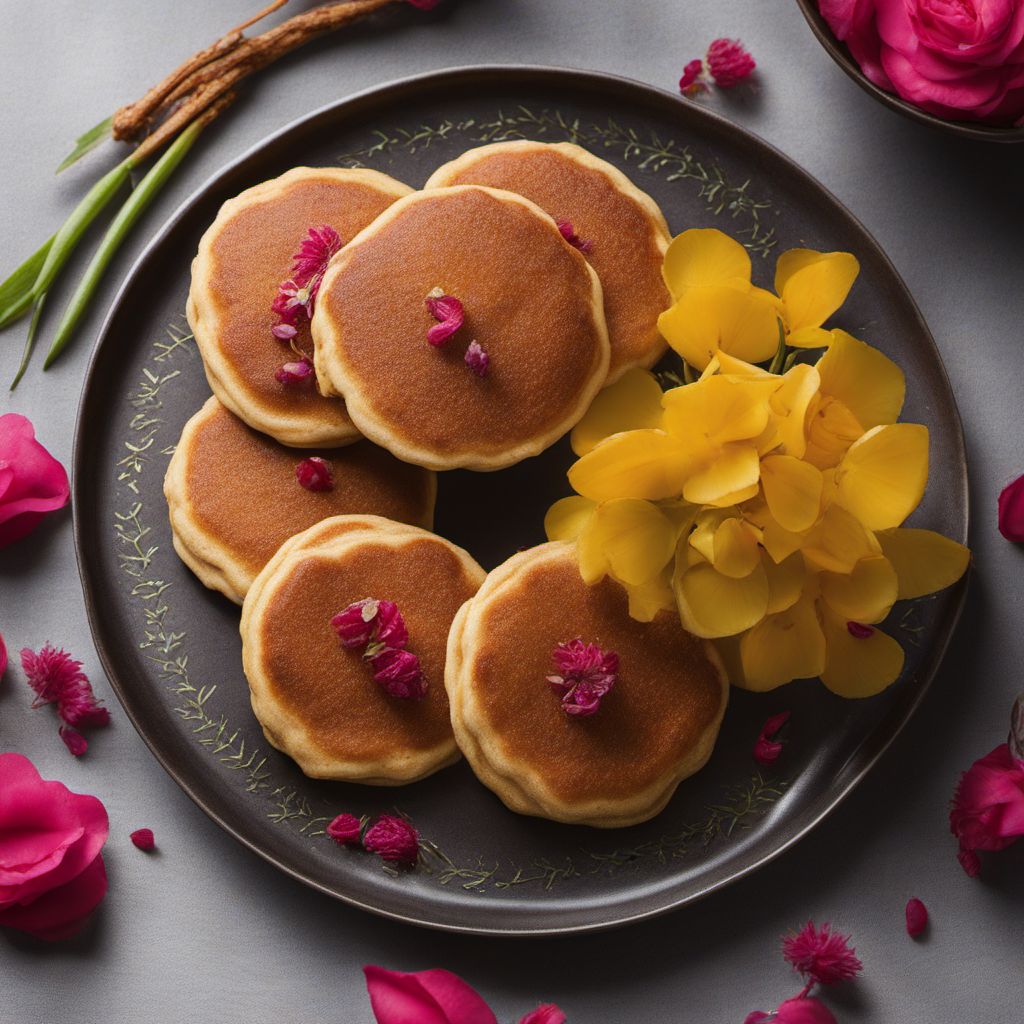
[332,599,408,651]
[370,648,427,700]
[363,814,420,865]
[270,224,343,340]
[706,37,756,88]
[275,358,315,385]
[905,897,928,938]
[464,339,490,378]
[425,288,465,347]
[130,828,156,852]
[327,813,364,846]
[295,456,334,492]
[754,710,791,767]
[846,621,874,639]
[547,638,618,717]
[556,219,593,253]
[998,474,1024,542]
[21,645,111,755]
[783,922,863,987]
[679,58,708,96]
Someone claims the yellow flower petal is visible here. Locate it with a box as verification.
[787,326,836,349]
[623,569,675,622]
[714,351,775,378]
[774,248,825,295]
[674,558,770,638]
[663,375,780,445]
[771,363,821,459]
[683,443,760,506]
[803,394,865,469]
[544,495,596,542]
[739,593,826,691]
[763,550,806,613]
[820,610,905,698]
[817,329,906,429]
[570,368,666,456]
[662,227,751,299]
[688,507,731,563]
[583,499,677,587]
[819,555,898,624]
[568,429,691,502]
[778,250,860,333]
[802,503,877,573]
[835,423,929,530]
[760,455,824,533]
[875,528,970,599]
[713,517,761,578]
[762,516,808,564]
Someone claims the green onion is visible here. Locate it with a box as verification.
[10,294,47,391]
[0,236,55,329]
[56,115,114,174]
[44,119,207,370]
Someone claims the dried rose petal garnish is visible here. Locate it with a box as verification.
[59,726,88,758]
[783,922,863,987]
[371,648,427,700]
[363,814,420,865]
[271,224,343,340]
[425,288,465,347]
[326,813,363,846]
[547,638,618,717]
[130,828,156,852]
[464,340,490,378]
[706,37,756,88]
[295,456,334,492]
[846,621,875,639]
[275,358,315,385]
[905,897,928,937]
[331,599,423,698]
[754,710,790,767]
[290,224,342,283]
[679,58,708,96]
[998,474,1024,542]
[556,219,593,254]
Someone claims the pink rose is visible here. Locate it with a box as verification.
[0,752,109,940]
[819,0,1024,124]
[0,414,70,549]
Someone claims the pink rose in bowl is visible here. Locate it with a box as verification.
[819,0,1024,124]
[0,413,70,549]
[0,752,109,940]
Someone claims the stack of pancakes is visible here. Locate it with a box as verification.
[169,141,729,829]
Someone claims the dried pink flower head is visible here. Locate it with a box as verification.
[754,710,790,767]
[291,224,342,283]
[547,638,619,717]
[295,456,334,492]
[326,813,363,846]
[783,921,863,987]
[846,621,875,639]
[130,828,156,852]
[59,726,88,758]
[679,58,708,96]
[556,219,594,254]
[275,358,315,385]
[706,37,756,88]
[464,339,490,378]
[519,1006,566,1024]
[363,814,419,864]
[371,647,427,700]
[425,290,465,347]
[998,474,1024,542]
[272,278,315,325]
[332,599,408,651]
[270,225,343,341]
[905,897,928,938]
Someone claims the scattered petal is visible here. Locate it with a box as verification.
[371,647,427,700]
[556,219,593,253]
[326,813,363,846]
[363,815,420,865]
[363,966,498,1024]
[21,645,111,743]
[275,358,315,385]
[998,474,1024,542]
[905,897,928,938]
[782,921,863,986]
[846,621,874,639]
[295,456,334,492]
[464,340,490,377]
[705,38,756,88]
[679,58,708,96]
[547,638,618,716]
[753,710,791,766]
[519,1006,566,1024]
[271,323,298,341]
[130,828,156,852]
[426,292,465,346]
[59,726,87,757]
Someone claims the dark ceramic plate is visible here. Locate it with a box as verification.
[794,0,1024,143]
[74,66,968,935]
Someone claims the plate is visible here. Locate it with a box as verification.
[73,66,968,935]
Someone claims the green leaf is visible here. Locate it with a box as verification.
[56,115,114,174]
[10,293,47,391]
[767,318,788,375]
[0,235,55,330]
[44,119,206,369]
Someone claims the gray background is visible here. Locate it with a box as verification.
[1,1,1022,1021]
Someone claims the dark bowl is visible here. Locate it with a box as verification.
[794,0,1024,143]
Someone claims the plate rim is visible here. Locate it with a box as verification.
[72,63,970,936]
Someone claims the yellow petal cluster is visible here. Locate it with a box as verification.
[548,229,969,699]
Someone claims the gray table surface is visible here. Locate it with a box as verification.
[2,2,1022,1021]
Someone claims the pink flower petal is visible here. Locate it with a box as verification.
[275,359,315,385]
[371,648,427,700]
[464,340,490,378]
[548,638,618,716]
[519,1005,566,1024]
[0,852,107,942]
[326,813,363,846]
[998,474,1024,542]
[363,816,420,865]
[754,710,791,766]
[0,414,70,549]
[905,897,928,937]
[59,725,88,757]
[556,219,594,253]
[774,997,838,1024]
[679,58,707,94]
[364,966,498,1024]
[426,293,465,347]
[0,632,7,678]
[295,456,334,492]
[130,828,156,852]
[846,621,875,639]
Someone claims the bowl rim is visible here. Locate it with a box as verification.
[793,0,1024,143]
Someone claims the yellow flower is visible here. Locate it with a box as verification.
[775,248,860,348]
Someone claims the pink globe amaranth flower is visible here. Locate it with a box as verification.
[371,647,427,700]
[291,224,342,284]
[130,828,156,852]
[364,965,498,1024]
[905,896,928,937]
[706,38,757,88]
[363,815,420,865]
[332,599,409,651]
[0,752,109,941]
[425,291,465,347]
[547,638,618,716]
[0,413,70,549]
[998,474,1024,541]
[783,921,863,986]
[326,813,363,846]
[819,0,1024,124]
[464,340,490,378]
[556,219,594,254]
[754,710,791,766]
[295,456,334,492]
[519,1006,566,1024]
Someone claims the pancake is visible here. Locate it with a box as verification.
[311,185,610,471]
[446,542,729,827]
[424,141,671,383]
[241,517,485,783]
[164,397,436,604]
[188,167,413,448]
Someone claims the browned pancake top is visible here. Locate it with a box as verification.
[316,187,606,456]
[205,174,402,419]
[260,538,479,761]
[436,148,670,375]
[184,401,432,574]
[469,552,724,804]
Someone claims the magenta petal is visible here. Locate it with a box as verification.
[774,997,838,1024]
[0,414,70,549]
[905,897,928,937]
[998,474,1024,541]
[519,1005,566,1024]
[364,966,498,1024]
[0,632,7,678]
[0,853,107,942]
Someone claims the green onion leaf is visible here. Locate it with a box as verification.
[10,294,47,391]
[0,236,55,330]
[56,115,115,174]
[44,118,207,370]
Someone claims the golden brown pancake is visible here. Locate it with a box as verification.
[424,142,671,383]
[164,397,435,604]
[447,542,729,827]
[188,167,412,448]
[241,517,485,783]
[311,185,610,471]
